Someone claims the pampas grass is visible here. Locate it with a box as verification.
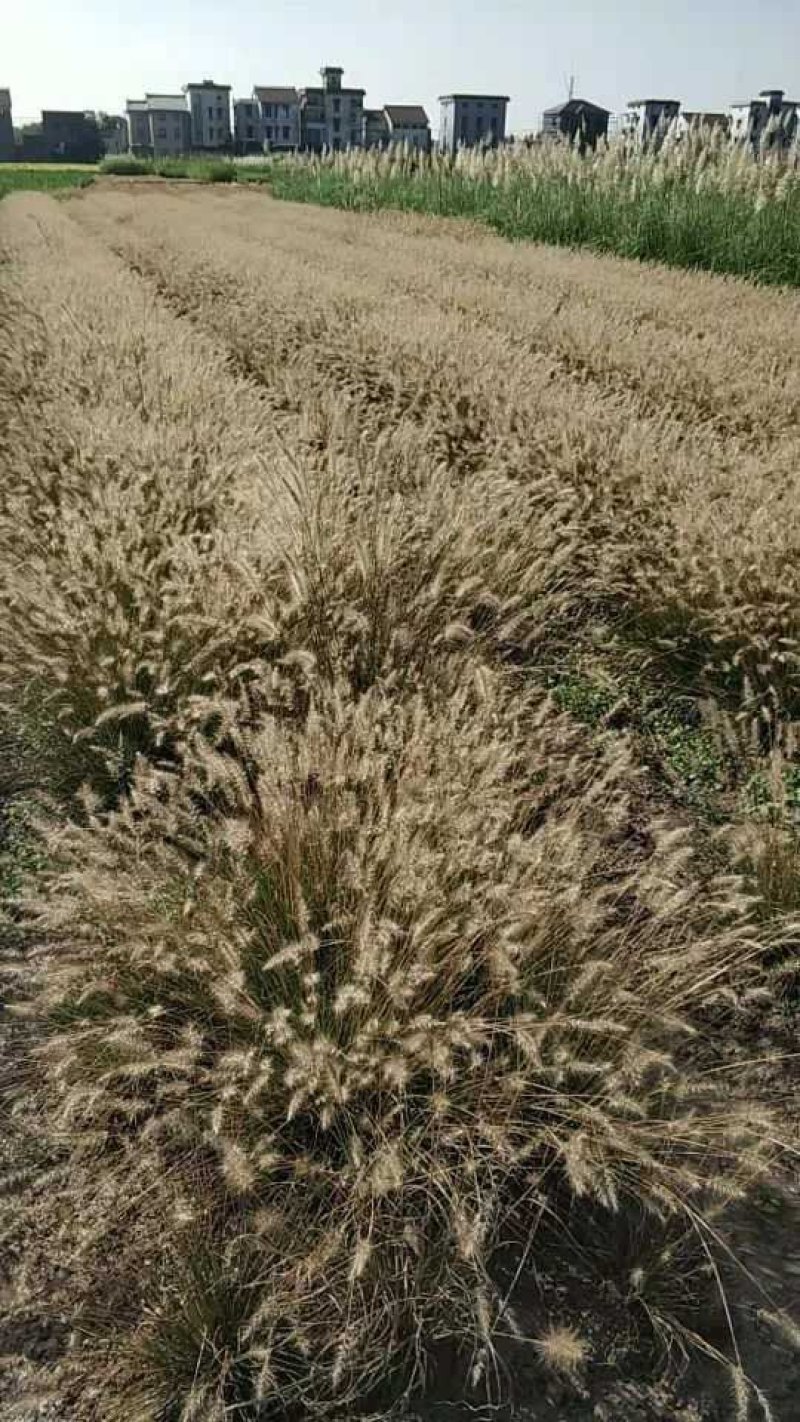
[247,130,800,285]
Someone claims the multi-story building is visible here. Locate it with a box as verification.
[125,101,147,155]
[729,89,798,150]
[126,95,191,158]
[254,87,300,150]
[300,67,365,151]
[676,111,729,140]
[625,99,680,145]
[41,110,103,162]
[0,89,14,161]
[19,126,49,160]
[383,105,431,151]
[541,97,610,151]
[438,94,509,153]
[233,97,264,154]
[184,80,232,151]
[363,109,390,148]
[97,114,129,155]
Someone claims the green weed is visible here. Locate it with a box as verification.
[0,166,94,199]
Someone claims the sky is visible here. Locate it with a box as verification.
[4,0,799,134]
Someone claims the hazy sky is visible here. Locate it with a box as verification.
[5,0,799,132]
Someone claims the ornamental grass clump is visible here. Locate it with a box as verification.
[25,673,778,1416]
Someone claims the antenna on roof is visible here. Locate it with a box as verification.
[568,74,575,101]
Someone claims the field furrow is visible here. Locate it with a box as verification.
[62,186,800,718]
[71,184,800,448]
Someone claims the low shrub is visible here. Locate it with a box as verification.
[154,159,190,179]
[203,160,237,183]
[97,156,238,184]
[99,155,153,177]
[0,166,95,198]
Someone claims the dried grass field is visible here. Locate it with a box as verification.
[1,183,799,1422]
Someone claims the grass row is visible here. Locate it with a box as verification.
[0,158,239,198]
[101,150,800,287]
[99,154,238,182]
[259,161,800,287]
[0,165,96,198]
[10,152,800,288]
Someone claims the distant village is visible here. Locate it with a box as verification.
[0,69,798,165]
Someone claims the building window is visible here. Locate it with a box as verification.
[247,124,253,139]
[156,126,167,138]
[283,125,290,140]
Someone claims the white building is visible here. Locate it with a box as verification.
[729,89,798,149]
[254,87,300,151]
[363,108,389,147]
[626,99,681,145]
[233,98,264,154]
[383,105,431,152]
[98,114,129,155]
[126,95,191,158]
[300,67,365,151]
[438,94,509,153]
[675,111,729,140]
[184,80,232,151]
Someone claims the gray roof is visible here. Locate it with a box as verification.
[254,86,299,104]
[42,110,94,121]
[185,80,231,91]
[144,94,188,113]
[300,86,365,98]
[543,98,610,117]
[627,98,680,107]
[732,97,799,109]
[439,93,510,103]
[384,104,429,125]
